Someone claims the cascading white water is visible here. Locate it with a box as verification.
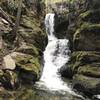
[36,13,72,93]
[36,13,83,99]
[45,13,57,41]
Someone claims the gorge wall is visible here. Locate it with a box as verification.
[0,0,47,91]
[59,0,100,97]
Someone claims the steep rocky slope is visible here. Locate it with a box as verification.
[0,0,47,92]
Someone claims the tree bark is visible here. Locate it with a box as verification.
[12,0,23,41]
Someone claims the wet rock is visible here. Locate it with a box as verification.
[0,86,35,100]
[73,74,100,95]
[73,23,100,51]
[62,51,100,78]
[77,65,100,78]
[0,70,19,90]
[60,65,73,78]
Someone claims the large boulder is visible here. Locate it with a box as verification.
[0,52,41,89]
[61,51,100,78]
[73,74,100,95]
[73,23,100,51]
[11,52,41,84]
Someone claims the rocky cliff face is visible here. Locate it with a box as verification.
[0,0,47,91]
[59,0,100,97]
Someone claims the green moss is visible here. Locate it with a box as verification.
[17,89,33,100]
[72,51,100,61]
[70,51,89,64]
[78,65,100,77]
[74,23,100,40]
[0,70,3,77]
[80,10,91,19]
[29,58,40,69]
[74,74,100,88]
[69,51,100,75]
[21,15,42,32]
[68,52,86,74]
[15,55,32,64]
[17,45,39,56]
[81,23,100,30]
[15,54,40,75]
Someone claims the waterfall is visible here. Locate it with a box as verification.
[45,13,57,41]
[36,13,83,98]
[36,13,71,92]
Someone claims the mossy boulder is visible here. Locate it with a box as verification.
[61,51,100,95]
[73,23,100,51]
[78,65,100,78]
[70,51,100,64]
[73,74,100,95]
[61,51,100,78]
[0,52,42,89]
[15,54,40,75]
[11,52,41,84]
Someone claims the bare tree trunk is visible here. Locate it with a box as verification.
[12,0,23,41]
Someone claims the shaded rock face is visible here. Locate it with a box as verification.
[73,23,100,51]
[54,13,69,39]
[73,74,100,96]
[59,0,100,96]
[0,0,47,90]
